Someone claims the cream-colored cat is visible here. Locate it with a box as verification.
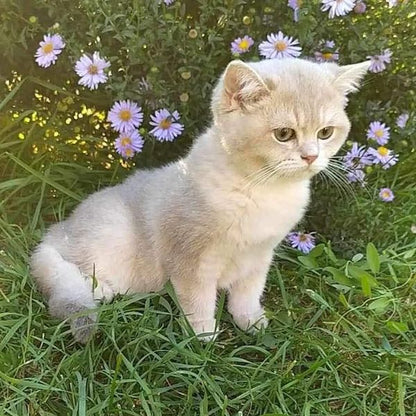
[31,58,369,343]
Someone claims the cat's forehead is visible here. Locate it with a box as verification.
[250,58,334,83]
[250,59,343,126]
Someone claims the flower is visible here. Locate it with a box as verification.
[367,49,392,73]
[107,100,144,133]
[367,121,390,145]
[314,40,339,62]
[396,113,409,129]
[343,142,373,168]
[288,0,302,22]
[74,52,110,90]
[411,224,416,234]
[354,1,367,13]
[346,168,366,185]
[115,130,144,158]
[164,0,175,4]
[259,32,302,59]
[387,0,398,6]
[321,0,356,18]
[150,109,184,142]
[379,187,395,202]
[287,232,316,254]
[34,34,65,68]
[231,36,254,54]
[368,146,398,169]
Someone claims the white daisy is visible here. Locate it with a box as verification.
[259,31,302,59]
[34,34,65,68]
[75,52,111,90]
[321,0,356,18]
[107,100,144,133]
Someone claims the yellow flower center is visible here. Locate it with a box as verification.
[124,148,134,157]
[120,137,132,146]
[119,110,132,121]
[322,52,333,60]
[275,41,287,52]
[382,191,390,198]
[375,129,384,137]
[42,42,54,54]
[239,39,250,50]
[159,119,172,130]
[377,146,388,156]
[88,64,98,75]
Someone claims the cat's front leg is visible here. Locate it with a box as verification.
[226,248,273,332]
[171,276,218,341]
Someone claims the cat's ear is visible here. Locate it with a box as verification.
[222,60,270,110]
[328,61,371,95]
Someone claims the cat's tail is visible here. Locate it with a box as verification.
[30,243,97,343]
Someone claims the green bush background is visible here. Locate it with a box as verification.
[1,0,415,251]
[1,1,416,415]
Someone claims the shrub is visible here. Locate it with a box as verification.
[0,0,415,248]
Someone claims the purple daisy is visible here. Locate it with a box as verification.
[354,1,367,13]
[150,109,184,142]
[346,168,366,186]
[396,113,409,129]
[75,52,110,90]
[367,121,390,145]
[343,142,373,168]
[367,49,392,73]
[314,40,339,62]
[379,187,395,202]
[259,32,302,59]
[321,0,356,18]
[230,36,254,54]
[35,34,65,68]
[368,146,398,169]
[287,232,316,254]
[288,0,301,22]
[107,100,144,133]
[114,130,144,159]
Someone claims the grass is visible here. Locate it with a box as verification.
[1,166,416,416]
[1,78,416,416]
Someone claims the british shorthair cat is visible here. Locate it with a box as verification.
[31,58,370,343]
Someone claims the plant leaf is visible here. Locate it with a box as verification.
[366,243,380,274]
[386,321,409,334]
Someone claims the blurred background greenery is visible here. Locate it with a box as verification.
[1,2,416,415]
[1,0,415,255]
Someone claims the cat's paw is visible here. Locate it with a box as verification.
[188,318,218,342]
[233,309,268,333]
[70,314,97,344]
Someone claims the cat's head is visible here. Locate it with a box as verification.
[211,58,370,181]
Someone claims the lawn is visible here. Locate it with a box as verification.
[1,164,416,414]
[1,0,416,415]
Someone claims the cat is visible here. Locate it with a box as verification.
[31,58,370,343]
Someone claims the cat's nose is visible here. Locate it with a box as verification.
[301,154,318,165]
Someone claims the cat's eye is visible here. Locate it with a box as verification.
[273,128,296,142]
[317,126,334,140]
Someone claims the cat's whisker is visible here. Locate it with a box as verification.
[322,167,352,200]
[326,164,367,203]
[243,163,278,191]
[327,160,372,197]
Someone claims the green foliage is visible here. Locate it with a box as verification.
[0,0,415,248]
[1,1,416,415]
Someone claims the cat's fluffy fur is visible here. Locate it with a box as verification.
[31,58,370,343]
